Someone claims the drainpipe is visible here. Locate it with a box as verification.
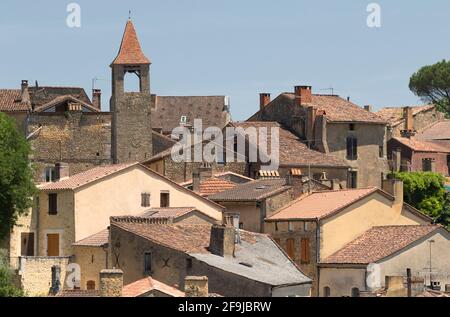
[36,195,40,256]
[407,268,412,297]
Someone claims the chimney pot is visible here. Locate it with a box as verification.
[99,269,123,297]
[92,89,102,110]
[184,276,209,297]
[209,225,235,257]
[294,86,312,105]
[21,80,30,104]
[259,93,271,111]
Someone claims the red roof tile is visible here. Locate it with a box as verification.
[376,105,436,126]
[122,277,185,297]
[198,177,237,196]
[73,229,109,247]
[0,89,30,112]
[417,120,450,141]
[392,137,450,153]
[111,20,150,65]
[322,225,441,264]
[267,188,384,220]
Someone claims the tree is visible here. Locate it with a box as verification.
[409,59,450,118]
[393,172,449,227]
[0,113,36,240]
[0,249,24,297]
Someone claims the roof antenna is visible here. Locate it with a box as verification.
[128,10,132,20]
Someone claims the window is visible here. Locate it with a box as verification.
[286,239,295,260]
[346,136,358,160]
[180,116,187,124]
[160,192,170,208]
[303,222,309,232]
[186,258,192,269]
[351,288,360,297]
[422,158,434,172]
[349,171,358,189]
[141,193,150,207]
[46,233,59,256]
[323,287,331,297]
[48,193,58,215]
[87,281,95,290]
[275,222,279,231]
[44,167,56,183]
[379,145,384,158]
[288,222,294,232]
[349,124,355,131]
[301,238,311,264]
[144,252,152,274]
[21,233,34,256]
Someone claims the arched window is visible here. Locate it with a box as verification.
[86,280,95,290]
[124,71,140,92]
[323,286,331,297]
[351,287,360,297]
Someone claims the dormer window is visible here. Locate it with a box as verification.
[180,116,187,125]
[44,167,56,183]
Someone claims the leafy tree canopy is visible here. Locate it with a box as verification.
[393,172,450,228]
[409,59,450,118]
[0,113,36,240]
[0,249,24,297]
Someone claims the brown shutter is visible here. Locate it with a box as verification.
[286,239,295,260]
[21,233,35,256]
[301,238,311,264]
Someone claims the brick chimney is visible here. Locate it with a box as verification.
[185,276,209,297]
[208,224,235,257]
[382,176,404,208]
[294,86,312,106]
[99,269,123,297]
[21,80,30,104]
[306,106,317,146]
[286,169,306,198]
[92,89,101,110]
[55,163,70,181]
[402,106,415,137]
[259,93,271,112]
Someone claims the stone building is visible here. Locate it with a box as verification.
[109,218,312,297]
[248,86,389,188]
[319,225,450,297]
[0,19,231,181]
[265,181,432,296]
[377,105,445,140]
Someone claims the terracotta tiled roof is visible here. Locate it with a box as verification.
[209,178,290,202]
[197,177,237,196]
[417,290,450,297]
[112,222,257,254]
[111,20,151,65]
[73,229,109,247]
[376,105,435,126]
[391,137,450,153]
[0,89,30,111]
[54,290,100,297]
[180,172,254,187]
[417,120,450,141]
[232,121,349,168]
[322,225,441,264]
[267,188,384,220]
[152,96,230,134]
[256,93,386,123]
[122,277,185,297]
[34,95,99,113]
[39,163,137,191]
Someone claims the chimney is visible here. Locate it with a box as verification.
[192,171,201,192]
[286,169,306,198]
[403,106,414,136]
[364,105,373,112]
[306,106,317,146]
[382,176,404,207]
[224,213,241,243]
[385,276,407,297]
[55,163,70,181]
[99,269,123,297]
[184,276,209,297]
[192,164,212,192]
[21,80,30,104]
[208,224,235,257]
[92,89,101,110]
[259,93,271,112]
[294,86,312,106]
[50,265,61,295]
[392,149,401,172]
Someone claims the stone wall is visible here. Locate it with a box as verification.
[16,256,70,296]
[73,246,107,290]
[389,108,446,139]
[264,220,318,295]
[27,112,112,181]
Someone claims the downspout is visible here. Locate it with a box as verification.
[35,195,40,256]
[315,219,321,296]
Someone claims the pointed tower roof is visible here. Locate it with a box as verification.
[111,19,151,66]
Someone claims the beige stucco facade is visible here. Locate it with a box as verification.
[320,192,429,259]
[73,246,107,291]
[318,229,450,297]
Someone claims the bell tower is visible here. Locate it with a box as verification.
[110,19,153,164]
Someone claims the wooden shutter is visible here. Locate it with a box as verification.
[48,194,58,215]
[21,233,34,256]
[47,234,60,256]
[160,193,170,208]
[301,238,311,264]
[286,239,295,260]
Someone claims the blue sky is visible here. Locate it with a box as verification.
[1,0,449,120]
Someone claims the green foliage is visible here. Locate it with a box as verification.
[393,172,449,227]
[0,249,24,297]
[409,59,450,118]
[0,112,37,240]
